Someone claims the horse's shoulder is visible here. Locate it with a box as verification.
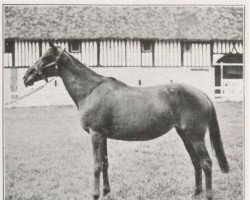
[83,78,126,105]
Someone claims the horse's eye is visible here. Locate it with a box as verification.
[29,68,35,75]
[42,56,51,62]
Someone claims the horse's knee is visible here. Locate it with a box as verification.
[94,164,102,177]
[201,158,212,176]
[101,162,109,171]
[192,159,201,169]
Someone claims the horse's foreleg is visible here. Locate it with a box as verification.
[101,138,110,196]
[90,130,103,200]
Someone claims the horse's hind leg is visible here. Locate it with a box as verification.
[176,128,203,196]
[192,140,213,200]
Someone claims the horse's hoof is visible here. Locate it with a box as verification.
[206,190,213,200]
[190,188,203,198]
[206,195,213,200]
[103,189,110,196]
[194,188,203,196]
[92,194,100,200]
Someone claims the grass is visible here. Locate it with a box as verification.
[4,102,244,200]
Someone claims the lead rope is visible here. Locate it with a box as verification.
[5,48,64,107]
[4,78,55,106]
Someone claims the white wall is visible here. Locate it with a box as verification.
[94,67,214,96]
[4,67,214,108]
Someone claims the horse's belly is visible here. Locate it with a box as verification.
[82,92,176,141]
[108,115,174,141]
[109,128,172,141]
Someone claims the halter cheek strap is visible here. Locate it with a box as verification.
[54,48,65,77]
[34,48,65,82]
[34,64,49,82]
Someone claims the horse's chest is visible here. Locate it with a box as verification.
[79,104,112,134]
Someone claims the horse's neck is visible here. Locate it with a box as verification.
[59,53,105,107]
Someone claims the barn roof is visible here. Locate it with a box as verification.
[4,5,243,40]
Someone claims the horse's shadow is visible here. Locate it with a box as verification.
[100,194,116,200]
[100,193,208,200]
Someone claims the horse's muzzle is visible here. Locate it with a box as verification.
[23,76,34,87]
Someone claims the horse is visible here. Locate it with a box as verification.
[23,42,229,200]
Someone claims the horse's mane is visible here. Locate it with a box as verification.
[67,53,87,69]
[66,52,103,79]
[65,52,127,86]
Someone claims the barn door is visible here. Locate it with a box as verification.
[214,53,243,101]
[221,64,243,101]
[214,63,243,101]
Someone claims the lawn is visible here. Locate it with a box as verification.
[4,102,244,200]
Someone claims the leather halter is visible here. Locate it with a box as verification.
[34,47,65,83]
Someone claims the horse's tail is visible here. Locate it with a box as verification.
[209,103,229,173]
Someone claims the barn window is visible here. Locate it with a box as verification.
[223,65,243,79]
[142,40,153,52]
[185,43,191,51]
[5,40,14,53]
[69,40,81,53]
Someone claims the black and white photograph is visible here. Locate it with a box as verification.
[3,3,246,200]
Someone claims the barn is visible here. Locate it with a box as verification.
[4,5,244,107]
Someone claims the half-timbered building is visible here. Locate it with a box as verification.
[4,6,244,107]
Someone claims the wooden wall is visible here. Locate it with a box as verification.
[100,39,141,66]
[14,40,39,67]
[4,53,12,67]
[4,39,243,68]
[183,43,211,67]
[100,39,126,66]
[82,41,98,66]
[213,41,243,54]
[126,40,141,66]
[154,41,181,66]
[42,40,83,62]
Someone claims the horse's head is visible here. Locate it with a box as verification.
[23,41,64,87]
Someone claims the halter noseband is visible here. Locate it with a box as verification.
[34,47,65,83]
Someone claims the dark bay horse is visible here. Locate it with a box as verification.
[23,42,229,200]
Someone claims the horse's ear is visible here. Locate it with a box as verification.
[48,40,57,51]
